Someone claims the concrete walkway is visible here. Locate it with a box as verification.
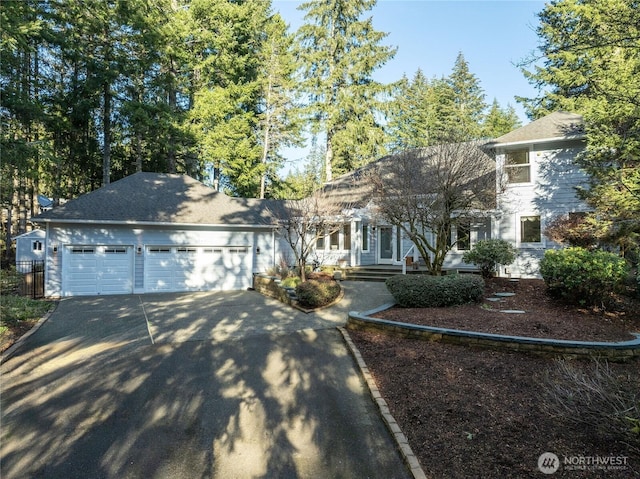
[0,282,408,479]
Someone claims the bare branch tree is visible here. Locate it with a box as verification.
[369,140,496,275]
[269,191,346,281]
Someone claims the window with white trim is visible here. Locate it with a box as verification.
[71,247,95,254]
[505,150,531,184]
[330,230,339,250]
[361,224,369,252]
[520,215,541,243]
[456,221,471,251]
[316,229,325,250]
[343,224,351,251]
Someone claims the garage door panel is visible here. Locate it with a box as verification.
[63,246,133,296]
[144,246,251,293]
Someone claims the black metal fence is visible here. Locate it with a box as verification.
[15,260,45,299]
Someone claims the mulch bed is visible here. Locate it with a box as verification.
[349,278,640,478]
[372,278,640,342]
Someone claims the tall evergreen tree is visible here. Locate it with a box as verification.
[482,99,521,138]
[445,52,487,139]
[386,54,500,150]
[0,0,47,255]
[256,13,304,199]
[186,0,272,197]
[385,70,431,151]
[521,0,640,251]
[297,0,396,181]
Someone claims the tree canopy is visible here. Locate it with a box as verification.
[2,0,529,259]
[386,55,520,151]
[296,0,396,181]
[521,0,640,252]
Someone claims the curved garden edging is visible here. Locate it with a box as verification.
[346,304,640,359]
[252,273,344,313]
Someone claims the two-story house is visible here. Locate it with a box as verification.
[31,111,588,296]
[307,111,589,278]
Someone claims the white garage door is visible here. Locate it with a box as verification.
[144,246,252,293]
[63,245,133,296]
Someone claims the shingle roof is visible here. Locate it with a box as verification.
[321,141,496,210]
[32,172,277,226]
[492,111,584,146]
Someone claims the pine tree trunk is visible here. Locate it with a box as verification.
[102,82,111,185]
[325,134,334,182]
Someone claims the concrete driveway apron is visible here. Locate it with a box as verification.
[1,282,408,479]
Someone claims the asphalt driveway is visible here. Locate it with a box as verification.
[1,282,407,479]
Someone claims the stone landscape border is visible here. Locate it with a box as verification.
[339,327,428,479]
[346,304,640,359]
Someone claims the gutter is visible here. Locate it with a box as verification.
[489,135,586,149]
[31,218,278,230]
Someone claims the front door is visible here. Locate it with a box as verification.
[377,226,394,264]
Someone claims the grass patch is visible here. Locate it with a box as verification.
[1,294,52,326]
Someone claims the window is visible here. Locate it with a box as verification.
[104,247,127,254]
[330,230,340,250]
[71,247,95,254]
[32,240,43,251]
[149,247,171,253]
[456,221,471,251]
[505,150,531,183]
[343,224,351,251]
[362,224,369,251]
[316,230,325,249]
[520,215,541,243]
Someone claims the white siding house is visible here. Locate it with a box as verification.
[308,111,588,278]
[491,112,588,277]
[30,112,589,296]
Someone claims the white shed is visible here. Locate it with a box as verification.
[15,229,46,266]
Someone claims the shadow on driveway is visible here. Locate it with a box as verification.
[1,284,409,479]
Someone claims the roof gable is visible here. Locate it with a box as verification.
[492,111,584,146]
[33,172,276,226]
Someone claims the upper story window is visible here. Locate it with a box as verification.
[505,150,531,184]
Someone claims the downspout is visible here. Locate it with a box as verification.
[272,228,276,271]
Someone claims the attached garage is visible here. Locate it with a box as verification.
[144,245,252,292]
[32,172,280,297]
[63,245,133,296]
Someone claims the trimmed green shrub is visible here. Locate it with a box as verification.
[385,274,485,308]
[280,276,301,289]
[462,239,517,278]
[539,247,629,305]
[296,277,341,308]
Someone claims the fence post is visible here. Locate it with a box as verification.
[32,260,36,299]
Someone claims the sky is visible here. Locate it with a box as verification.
[273,0,547,169]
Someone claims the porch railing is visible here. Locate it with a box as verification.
[401,245,415,275]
